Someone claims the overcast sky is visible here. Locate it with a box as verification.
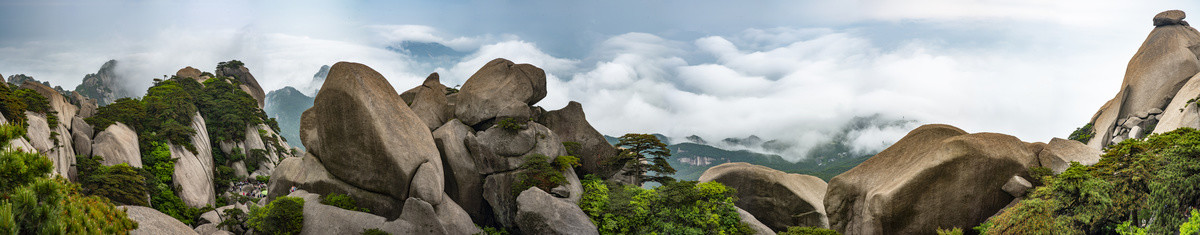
[1,0,1197,161]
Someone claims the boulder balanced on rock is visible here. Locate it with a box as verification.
[454,58,547,127]
[1087,9,1200,148]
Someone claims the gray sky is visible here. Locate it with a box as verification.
[1,0,1196,160]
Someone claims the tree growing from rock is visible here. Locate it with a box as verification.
[613,133,676,185]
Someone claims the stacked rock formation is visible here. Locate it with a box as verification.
[1087,10,1200,148]
[268,58,628,233]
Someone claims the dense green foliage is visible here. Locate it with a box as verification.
[321,193,369,213]
[14,88,57,128]
[0,84,30,127]
[249,196,305,235]
[86,97,146,132]
[198,76,271,143]
[76,155,149,206]
[778,226,841,235]
[217,208,249,234]
[979,128,1200,233]
[1069,123,1095,143]
[217,60,245,71]
[578,175,753,235]
[612,133,676,185]
[0,123,138,234]
[513,154,579,195]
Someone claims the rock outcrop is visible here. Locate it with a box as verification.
[172,112,215,208]
[91,122,141,167]
[540,101,619,176]
[401,73,453,131]
[216,63,267,108]
[515,188,598,235]
[1087,10,1200,148]
[120,206,198,235]
[71,116,92,156]
[298,61,444,214]
[20,81,79,124]
[432,119,486,221]
[737,207,776,235]
[700,162,829,231]
[454,58,547,127]
[824,124,1039,234]
[1155,72,1200,133]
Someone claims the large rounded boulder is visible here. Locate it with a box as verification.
[824,124,1039,234]
[120,206,197,235]
[172,112,215,208]
[91,122,142,167]
[299,61,444,208]
[454,58,547,126]
[699,162,829,231]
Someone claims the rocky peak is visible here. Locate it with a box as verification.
[75,59,130,106]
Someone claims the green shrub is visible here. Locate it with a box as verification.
[257,175,271,183]
[513,154,574,196]
[979,128,1200,233]
[217,60,245,71]
[362,228,390,235]
[1182,210,1200,235]
[13,88,57,128]
[496,118,526,132]
[321,193,368,212]
[1068,123,1094,143]
[935,227,963,235]
[0,146,51,193]
[580,177,753,235]
[76,155,148,206]
[778,226,840,235]
[249,196,305,235]
[562,141,582,157]
[218,208,249,233]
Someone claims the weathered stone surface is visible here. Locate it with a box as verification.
[476,121,540,157]
[539,101,618,176]
[194,223,232,235]
[24,112,74,177]
[824,124,1039,234]
[402,73,453,131]
[1156,73,1200,133]
[1002,176,1033,197]
[432,120,486,221]
[91,122,141,167]
[515,188,598,235]
[198,203,249,226]
[216,63,266,108]
[454,58,547,126]
[73,91,98,119]
[72,127,91,157]
[300,62,443,208]
[172,112,215,208]
[286,190,449,235]
[737,207,776,235]
[25,112,52,153]
[434,193,484,235]
[1155,10,1188,26]
[120,205,198,235]
[268,153,406,219]
[699,162,829,230]
[1088,11,1200,148]
[483,171,520,228]
[1037,138,1103,173]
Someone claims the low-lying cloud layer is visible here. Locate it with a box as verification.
[0,0,1195,161]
